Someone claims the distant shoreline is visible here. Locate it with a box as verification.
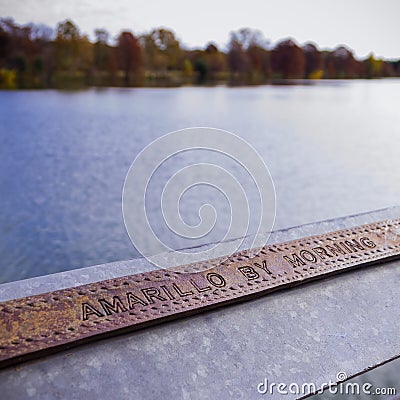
[1,19,399,90]
[1,77,399,91]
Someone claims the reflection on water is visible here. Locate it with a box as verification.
[0,80,400,283]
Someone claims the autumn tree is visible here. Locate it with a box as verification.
[0,19,55,87]
[117,31,142,85]
[271,39,305,79]
[140,33,162,71]
[0,19,12,66]
[0,19,19,86]
[188,43,227,83]
[55,20,80,72]
[28,23,55,86]
[303,43,323,79]
[205,43,226,78]
[93,29,117,84]
[228,29,271,82]
[188,49,209,83]
[324,46,361,78]
[382,61,395,77]
[363,53,383,78]
[141,28,182,73]
[94,29,110,70]
[391,60,400,76]
[247,44,270,81]
[227,30,251,79]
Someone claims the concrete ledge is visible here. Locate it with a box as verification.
[1,207,400,399]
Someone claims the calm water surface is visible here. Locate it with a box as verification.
[1,80,400,283]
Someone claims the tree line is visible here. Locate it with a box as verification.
[0,18,399,89]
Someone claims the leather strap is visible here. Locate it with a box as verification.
[1,219,400,368]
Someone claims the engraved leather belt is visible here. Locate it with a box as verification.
[1,219,400,368]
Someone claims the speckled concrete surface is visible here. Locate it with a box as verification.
[0,207,399,399]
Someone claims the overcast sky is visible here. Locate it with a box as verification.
[1,0,399,59]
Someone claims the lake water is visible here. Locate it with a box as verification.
[1,80,400,283]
